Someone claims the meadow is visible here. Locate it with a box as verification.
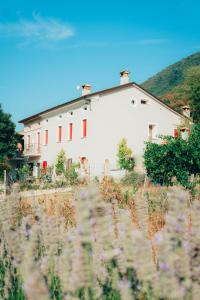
[0,179,200,300]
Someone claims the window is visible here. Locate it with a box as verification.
[58,126,62,143]
[141,99,148,104]
[45,130,48,145]
[174,129,179,139]
[180,128,189,140]
[148,124,157,141]
[69,123,73,140]
[81,157,87,164]
[82,119,87,138]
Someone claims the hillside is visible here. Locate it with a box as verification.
[142,52,200,112]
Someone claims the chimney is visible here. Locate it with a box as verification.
[120,70,130,85]
[82,84,91,96]
[182,105,190,118]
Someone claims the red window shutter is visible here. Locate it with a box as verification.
[69,123,73,140]
[174,129,179,139]
[42,161,48,168]
[45,130,48,145]
[83,119,87,138]
[58,126,62,142]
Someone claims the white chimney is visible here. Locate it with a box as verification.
[82,84,91,96]
[182,105,190,118]
[120,70,130,85]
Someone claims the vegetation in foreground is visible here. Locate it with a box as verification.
[0,181,200,300]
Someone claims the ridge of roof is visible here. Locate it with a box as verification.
[19,81,185,123]
[18,82,133,123]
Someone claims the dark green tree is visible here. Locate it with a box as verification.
[144,136,193,188]
[0,104,17,177]
[188,123,200,175]
[185,66,200,122]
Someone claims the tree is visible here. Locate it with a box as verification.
[55,149,66,175]
[185,66,200,123]
[0,105,17,178]
[117,138,135,172]
[144,136,192,187]
[188,123,200,175]
[144,123,200,188]
[0,104,17,160]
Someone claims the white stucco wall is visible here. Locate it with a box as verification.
[22,84,183,176]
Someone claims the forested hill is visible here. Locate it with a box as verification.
[142,52,200,112]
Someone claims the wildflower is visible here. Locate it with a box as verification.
[153,232,163,245]
[25,224,32,239]
[118,279,131,289]
[159,262,170,271]
[175,223,182,233]
[80,190,88,200]
[183,241,191,252]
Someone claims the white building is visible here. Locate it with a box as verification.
[19,71,185,177]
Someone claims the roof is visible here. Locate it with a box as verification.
[19,82,185,123]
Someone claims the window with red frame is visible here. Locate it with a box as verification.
[174,129,179,139]
[58,126,62,143]
[82,119,87,138]
[45,130,48,145]
[69,123,73,140]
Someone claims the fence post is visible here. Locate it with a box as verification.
[104,159,110,179]
[84,159,90,181]
[4,170,6,196]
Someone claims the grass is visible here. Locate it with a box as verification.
[0,180,199,299]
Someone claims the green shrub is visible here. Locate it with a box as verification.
[121,171,145,187]
[55,149,66,175]
[188,123,200,175]
[17,164,31,182]
[54,179,68,188]
[144,136,192,187]
[40,166,53,183]
[65,163,79,186]
[117,138,135,171]
[0,160,11,180]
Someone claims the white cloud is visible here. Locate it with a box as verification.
[0,13,74,45]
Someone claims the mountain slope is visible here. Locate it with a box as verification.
[142,52,200,98]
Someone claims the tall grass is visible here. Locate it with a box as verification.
[0,182,199,299]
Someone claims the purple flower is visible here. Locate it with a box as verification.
[118,279,131,289]
[153,232,163,245]
[183,241,191,252]
[76,225,84,234]
[175,224,182,233]
[159,262,170,271]
[80,190,88,200]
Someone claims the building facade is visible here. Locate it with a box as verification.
[19,71,185,177]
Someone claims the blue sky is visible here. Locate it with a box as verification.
[0,0,200,129]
